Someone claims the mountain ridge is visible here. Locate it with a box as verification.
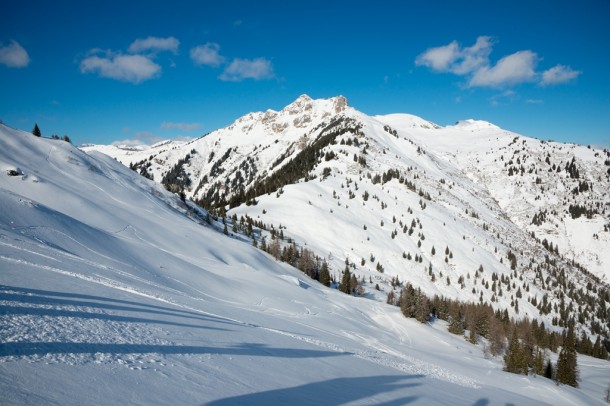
[82,96,610,343]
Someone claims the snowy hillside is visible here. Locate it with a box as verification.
[2,124,610,403]
[83,95,610,339]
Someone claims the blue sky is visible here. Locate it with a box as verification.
[1,0,609,147]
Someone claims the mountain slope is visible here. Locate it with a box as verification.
[84,96,610,341]
[2,124,609,403]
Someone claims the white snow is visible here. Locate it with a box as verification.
[2,118,609,405]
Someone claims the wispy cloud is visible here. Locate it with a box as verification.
[128,36,179,55]
[161,122,200,131]
[112,131,162,147]
[489,89,517,106]
[0,40,30,68]
[416,36,580,89]
[190,43,225,67]
[540,65,581,86]
[219,57,274,82]
[526,99,543,104]
[80,51,161,84]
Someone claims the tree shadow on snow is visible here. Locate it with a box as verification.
[0,284,240,330]
[0,341,350,359]
[1,285,354,361]
[205,374,423,406]
[0,284,228,321]
[1,305,230,331]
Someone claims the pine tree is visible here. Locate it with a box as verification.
[534,349,544,376]
[504,327,527,375]
[415,288,429,323]
[319,260,331,287]
[32,123,41,137]
[468,321,477,344]
[340,267,352,294]
[544,359,554,379]
[593,336,602,358]
[448,305,463,335]
[556,324,579,387]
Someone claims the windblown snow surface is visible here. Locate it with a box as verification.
[1,124,609,405]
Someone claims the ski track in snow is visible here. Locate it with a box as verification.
[0,246,480,388]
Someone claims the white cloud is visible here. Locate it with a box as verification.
[128,36,179,54]
[452,36,493,75]
[526,99,543,104]
[190,43,225,67]
[219,57,274,81]
[415,36,492,75]
[540,64,581,86]
[160,122,201,131]
[415,40,460,72]
[469,51,538,88]
[0,40,30,68]
[416,37,580,89]
[80,52,161,84]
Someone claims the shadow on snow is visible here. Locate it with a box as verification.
[205,374,423,406]
[0,341,350,359]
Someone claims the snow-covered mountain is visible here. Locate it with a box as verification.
[2,101,609,404]
[84,95,610,336]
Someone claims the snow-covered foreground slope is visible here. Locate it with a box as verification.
[2,125,609,405]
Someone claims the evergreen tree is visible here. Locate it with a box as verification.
[534,349,544,376]
[340,267,352,294]
[468,321,477,344]
[32,123,41,137]
[319,260,331,287]
[448,305,463,335]
[400,284,416,318]
[556,324,579,387]
[488,317,506,356]
[593,336,602,359]
[504,327,527,375]
[544,359,554,379]
[415,288,429,323]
